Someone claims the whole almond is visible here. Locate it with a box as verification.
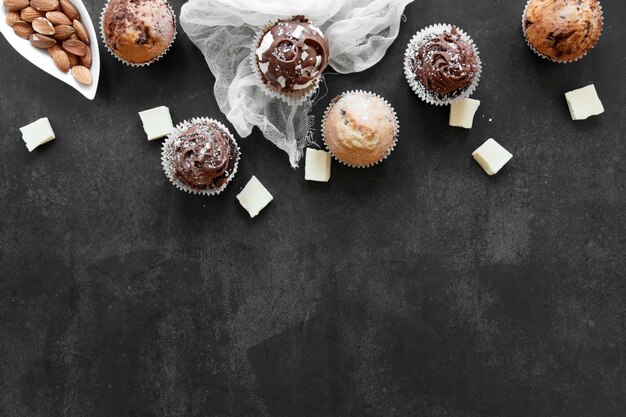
[79,45,91,68]
[71,19,88,44]
[5,11,20,27]
[20,6,43,22]
[71,65,91,85]
[46,11,71,25]
[3,0,29,11]
[32,17,55,35]
[52,24,74,40]
[13,20,33,38]
[59,0,78,21]
[30,33,56,48]
[48,44,70,72]
[30,0,59,12]
[62,38,86,56]
[66,51,79,66]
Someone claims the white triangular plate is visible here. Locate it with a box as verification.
[0,0,100,100]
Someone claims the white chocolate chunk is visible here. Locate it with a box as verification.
[293,80,314,91]
[277,76,286,88]
[449,98,481,129]
[314,55,322,70]
[20,117,55,152]
[472,138,512,176]
[256,32,274,61]
[301,50,309,61]
[258,61,270,74]
[304,148,331,182]
[237,176,273,218]
[565,84,604,120]
[138,106,174,141]
[290,26,304,39]
[309,24,324,38]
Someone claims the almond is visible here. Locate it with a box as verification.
[3,0,29,11]
[59,0,78,21]
[69,33,78,40]
[52,24,74,40]
[71,65,91,85]
[32,17,55,35]
[5,11,20,27]
[71,19,88,44]
[46,11,71,25]
[62,38,86,56]
[30,0,59,12]
[48,44,70,72]
[66,51,79,66]
[79,45,91,68]
[20,6,43,22]
[13,20,33,38]
[30,33,56,48]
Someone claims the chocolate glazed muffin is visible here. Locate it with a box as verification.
[412,27,479,99]
[255,16,329,95]
[524,0,603,62]
[163,120,239,193]
[103,0,176,64]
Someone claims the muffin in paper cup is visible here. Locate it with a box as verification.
[100,0,177,67]
[161,118,240,196]
[251,16,330,106]
[404,24,482,106]
[522,0,603,64]
[321,90,399,169]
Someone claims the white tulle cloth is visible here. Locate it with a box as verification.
[180,0,414,167]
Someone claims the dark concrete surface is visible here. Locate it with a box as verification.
[1,1,625,416]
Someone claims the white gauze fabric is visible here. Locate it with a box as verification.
[180,0,414,167]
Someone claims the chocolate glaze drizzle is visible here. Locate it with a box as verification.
[256,16,329,93]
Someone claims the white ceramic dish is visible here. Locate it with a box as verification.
[0,0,100,100]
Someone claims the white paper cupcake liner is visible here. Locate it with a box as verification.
[521,0,604,64]
[161,117,241,196]
[404,23,482,106]
[100,0,177,67]
[250,17,324,106]
[321,90,400,169]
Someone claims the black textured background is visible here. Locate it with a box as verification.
[1,1,625,416]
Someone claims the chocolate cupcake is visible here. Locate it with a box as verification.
[252,16,329,105]
[322,91,399,168]
[161,118,240,195]
[523,0,603,63]
[404,24,481,106]
[101,0,176,66]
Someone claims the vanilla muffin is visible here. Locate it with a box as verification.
[323,91,398,168]
[102,0,176,64]
[523,0,603,62]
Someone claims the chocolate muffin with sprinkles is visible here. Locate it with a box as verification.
[404,24,482,106]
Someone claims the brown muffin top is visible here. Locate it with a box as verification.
[524,0,603,62]
[103,0,175,64]
[324,92,397,167]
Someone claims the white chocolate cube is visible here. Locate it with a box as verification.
[449,98,481,129]
[138,106,174,140]
[472,139,513,176]
[237,176,273,218]
[304,148,331,182]
[20,118,55,152]
[565,85,604,120]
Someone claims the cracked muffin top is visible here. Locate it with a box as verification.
[323,92,397,168]
[523,0,603,62]
[103,0,176,64]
